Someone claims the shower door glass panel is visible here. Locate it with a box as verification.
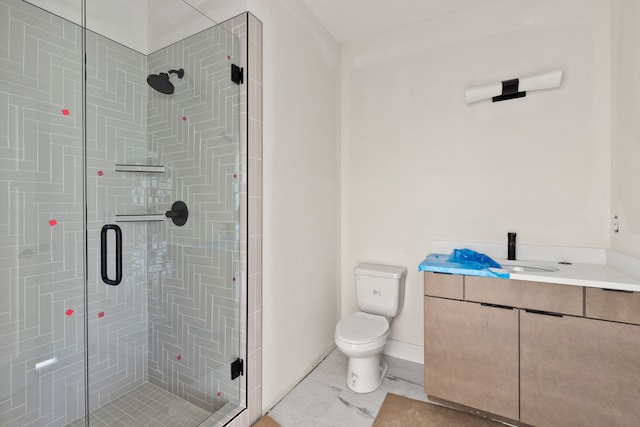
[0,1,86,426]
[85,1,243,424]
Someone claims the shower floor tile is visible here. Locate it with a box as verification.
[66,383,211,427]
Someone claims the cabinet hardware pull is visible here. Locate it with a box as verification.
[602,288,633,294]
[481,303,514,310]
[525,309,563,318]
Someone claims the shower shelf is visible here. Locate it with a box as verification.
[115,214,165,222]
[115,164,165,173]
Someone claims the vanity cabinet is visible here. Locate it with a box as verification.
[423,272,463,299]
[585,287,640,325]
[424,296,519,420]
[424,272,640,427]
[465,275,583,316]
[520,310,640,427]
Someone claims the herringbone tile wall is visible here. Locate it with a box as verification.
[84,19,150,419]
[1,1,88,425]
[0,0,246,425]
[146,25,242,413]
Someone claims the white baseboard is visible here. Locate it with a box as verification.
[383,339,424,365]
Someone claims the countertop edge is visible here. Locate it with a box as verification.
[422,246,640,292]
[507,272,640,292]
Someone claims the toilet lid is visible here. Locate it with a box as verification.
[336,312,389,344]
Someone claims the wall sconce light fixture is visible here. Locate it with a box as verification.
[465,70,562,104]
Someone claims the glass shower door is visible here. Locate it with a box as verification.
[0,0,86,425]
[144,24,244,420]
[81,20,153,424]
[84,3,243,424]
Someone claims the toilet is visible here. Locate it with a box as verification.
[335,263,407,393]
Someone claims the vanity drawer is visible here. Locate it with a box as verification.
[586,287,640,325]
[465,276,583,316]
[424,272,464,300]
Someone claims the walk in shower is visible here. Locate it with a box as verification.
[0,0,248,425]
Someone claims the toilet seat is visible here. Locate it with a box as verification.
[335,312,389,344]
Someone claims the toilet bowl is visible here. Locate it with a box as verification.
[335,263,406,394]
[335,311,391,393]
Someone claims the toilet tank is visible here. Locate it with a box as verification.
[354,263,407,317]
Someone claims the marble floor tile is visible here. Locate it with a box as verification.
[267,349,428,427]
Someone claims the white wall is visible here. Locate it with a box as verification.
[246,0,342,411]
[341,0,612,349]
[611,0,640,258]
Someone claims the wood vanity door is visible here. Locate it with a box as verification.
[423,272,463,300]
[520,310,640,427]
[424,296,519,420]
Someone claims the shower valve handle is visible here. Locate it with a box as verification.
[165,201,188,226]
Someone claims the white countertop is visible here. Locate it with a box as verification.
[495,259,640,292]
[430,240,640,292]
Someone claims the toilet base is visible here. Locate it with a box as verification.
[345,354,389,393]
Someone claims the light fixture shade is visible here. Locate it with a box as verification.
[519,70,562,92]
[465,70,562,104]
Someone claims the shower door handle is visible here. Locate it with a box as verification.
[101,224,122,286]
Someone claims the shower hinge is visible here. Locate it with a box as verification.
[231,64,244,85]
[231,358,244,380]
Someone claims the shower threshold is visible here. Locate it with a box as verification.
[66,383,211,427]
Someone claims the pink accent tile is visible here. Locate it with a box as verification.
[97,170,104,176]
[61,109,70,115]
[49,219,57,227]
[65,309,74,317]
[98,312,105,318]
